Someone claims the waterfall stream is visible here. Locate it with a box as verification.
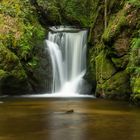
[46,26,88,95]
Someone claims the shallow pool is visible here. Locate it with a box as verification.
[0,98,140,140]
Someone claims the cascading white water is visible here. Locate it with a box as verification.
[45,26,88,96]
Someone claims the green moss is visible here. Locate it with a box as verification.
[88,48,96,78]
[37,0,100,27]
[128,0,140,8]
[95,43,105,55]
[0,44,27,80]
[111,55,129,69]
[95,50,116,84]
[102,9,127,43]
[0,0,47,95]
[131,94,140,105]
[102,71,130,100]
[131,77,140,95]
[0,70,8,80]
[0,0,46,61]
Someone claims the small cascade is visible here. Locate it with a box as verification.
[45,26,88,96]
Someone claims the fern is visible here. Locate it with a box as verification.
[128,0,140,8]
[131,38,140,49]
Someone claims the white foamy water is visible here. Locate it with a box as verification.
[27,26,93,98]
[46,27,88,95]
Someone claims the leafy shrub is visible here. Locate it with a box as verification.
[128,0,140,8]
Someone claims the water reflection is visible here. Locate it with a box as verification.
[0,98,140,140]
[47,111,87,140]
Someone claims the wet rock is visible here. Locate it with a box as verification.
[27,44,52,94]
[65,109,74,114]
[78,79,93,95]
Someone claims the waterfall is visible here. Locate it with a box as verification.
[45,26,88,95]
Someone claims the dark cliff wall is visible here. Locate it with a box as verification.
[88,0,140,105]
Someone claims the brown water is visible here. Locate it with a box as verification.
[0,98,140,140]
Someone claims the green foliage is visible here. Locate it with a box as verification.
[25,57,38,72]
[128,0,140,8]
[95,50,116,84]
[16,23,46,60]
[131,38,140,49]
[0,0,46,93]
[37,0,99,27]
[131,93,140,105]
[131,30,140,49]
[0,70,8,80]
[127,30,140,71]
[63,0,98,26]
[0,44,27,80]
[102,9,127,43]
[131,77,140,94]
[0,0,46,62]
[37,0,61,22]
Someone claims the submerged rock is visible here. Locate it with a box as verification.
[65,109,74,114]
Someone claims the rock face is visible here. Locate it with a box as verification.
[0,0,49,95]
[89,0,140,103]
[26,45,52,94]
[0,45,31,95]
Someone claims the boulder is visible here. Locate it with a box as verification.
[102,71,130,100]
[0,45,32,95]
[95,50,116,84]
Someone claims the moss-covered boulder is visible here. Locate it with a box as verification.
[102,71,130,100]
[95,50,116,84]
[111,55,129,70]
[0,45,32,95]
[102,9,127,44]
[0,0,48,95]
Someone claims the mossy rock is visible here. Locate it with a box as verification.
[102,3,139,44]
[101,71,130,100]
[0,45,26,79]
[0,45,32,95]
[86,47,97,94]
[87,47,96,80]
[131,77,140,94]
[95,50,116,84]
[0,0,47,95]
[131,94,140,106]
[111,55,129,70]
[110,32,130,57]
[0,70,8,80]
[102,9,127,43]
[25,44,53,94]
[0,75,32,95]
